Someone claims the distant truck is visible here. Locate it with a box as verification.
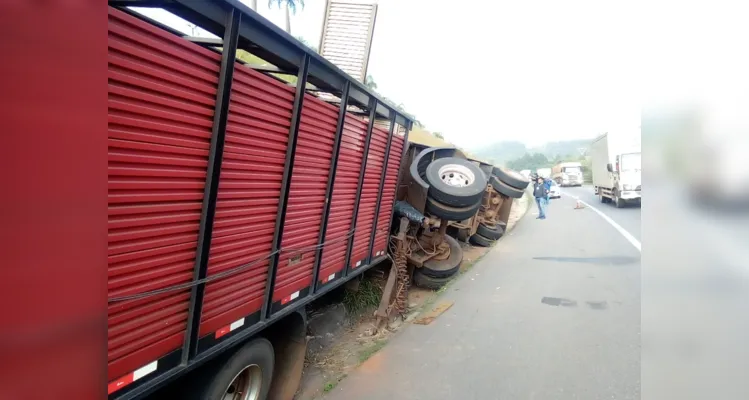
[536,168,552,179]
[551,161,583,186]
[590,131,641,207]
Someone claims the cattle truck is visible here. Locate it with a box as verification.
[590,131,642,207]
[102,2,414,399]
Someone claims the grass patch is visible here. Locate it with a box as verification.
[323,381,337,392]
[358,339,388,363]
[342,276,382,316]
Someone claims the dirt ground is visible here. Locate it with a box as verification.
[294,193,531,400]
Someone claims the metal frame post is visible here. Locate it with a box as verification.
[310,82,350,293]
[386,124,411,229]
[342,97,377,276]
[181,8,241,362]
[261,54,311,319]
[366,112,396,263]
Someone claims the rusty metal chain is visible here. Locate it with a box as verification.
[387,236,410,316]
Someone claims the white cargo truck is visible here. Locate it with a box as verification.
[536,168,552,179]
[551,161,583,186]
[590,131,641,207]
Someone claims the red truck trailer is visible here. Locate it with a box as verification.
[105,1,413,399]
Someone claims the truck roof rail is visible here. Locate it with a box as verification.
[111,0,415,129]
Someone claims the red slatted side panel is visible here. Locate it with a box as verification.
[372,133,405,257]
[272,96,338,302]
[318,115,367,280]
[349,125,387,268]
[107,8,219,382]
[199,63,294,336]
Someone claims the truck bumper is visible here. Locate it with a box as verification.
[620,191,641,201]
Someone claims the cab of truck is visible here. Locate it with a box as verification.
[607,152,642,200]
[552,162,583,186]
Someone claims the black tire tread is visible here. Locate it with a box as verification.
[476,223,504,240]
[196,338,275,400]
[425,157,488,207]
[493,166,530,190]
[425,197,482,221]
[469,233,494,247]
[421,235,463,278]
[494,179,524,199]
[413,268,453,290]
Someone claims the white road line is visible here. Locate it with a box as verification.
[564,192,641,252]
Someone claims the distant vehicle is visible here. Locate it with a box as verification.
[551,161,583,187]
[548,179,561,198]
[536,168,551,179]
[590,131,641,207]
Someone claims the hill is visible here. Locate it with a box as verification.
[470,141,528,165]
[472,139,593,166]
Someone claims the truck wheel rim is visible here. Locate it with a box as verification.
[224,364,262,400]
[438,164,475,187]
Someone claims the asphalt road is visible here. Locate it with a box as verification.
[323,192,642,400]
[561,184,641,242]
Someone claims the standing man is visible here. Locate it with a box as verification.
[533,176,549,219]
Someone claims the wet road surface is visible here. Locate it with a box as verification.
[323,192,641,400]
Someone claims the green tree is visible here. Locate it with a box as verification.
[507,152,550,171]
[365,75,378,90]
[295,36,318,53]
[269,0,305,33]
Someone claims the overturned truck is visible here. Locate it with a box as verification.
[105,2,414,399]
[454,164,530,247]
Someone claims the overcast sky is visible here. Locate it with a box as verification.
[132,1,746,150]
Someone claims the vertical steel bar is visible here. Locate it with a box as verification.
[261,54,310,320]
[366,112,396,263]
[182,8,241,362]
[342,98,377,276]
[386,122,411,234]
[310,82,350,293]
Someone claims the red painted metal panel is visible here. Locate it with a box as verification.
[107,8,220,382]
[318,114,368,280]
[349,125,388,268]
[199,62,295,336]
[373,134,405,256]
[272,96,339,302]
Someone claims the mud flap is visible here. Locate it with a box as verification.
[267,312,308,400]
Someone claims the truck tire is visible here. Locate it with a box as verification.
[492,166,530,190]
[614,191,625,208]
[476,223,504,240]
[425,196,481,221]
[421,235,463,278]
[425,157,487,207]
[493,178,524,199]
[489,176,504,193]
[413,268,453,290]
[456,228,470,242]
[195,338,275,400]
[469,233,494,247]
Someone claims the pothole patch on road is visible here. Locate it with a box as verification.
[586,301,609,310]
[541,297,578,307]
